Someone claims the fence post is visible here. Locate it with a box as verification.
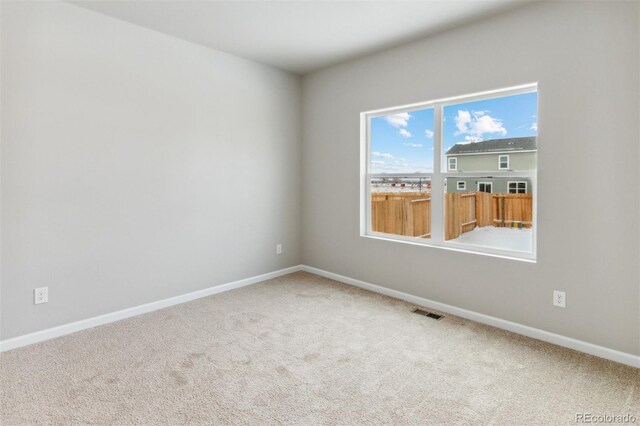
[404,198,414,236]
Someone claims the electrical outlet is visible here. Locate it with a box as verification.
[276,244,283,255]
[553,290,566,308]
[34,287,48,305]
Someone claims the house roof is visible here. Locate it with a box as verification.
[445,137,537,155]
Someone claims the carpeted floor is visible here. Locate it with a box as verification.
[1,271,638,425]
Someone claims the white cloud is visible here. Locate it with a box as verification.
[384,112,411,128]
[464,135,484,142]
[399,129,412,138]
[455,110,471,133]
[403,142,423,148]
[424,129,434,139]
[454,109,507,139]
[371,160,385,166]
[530,122,538,131]
[471,114,507,135]
[372,151,394,159]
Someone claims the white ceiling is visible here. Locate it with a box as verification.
[71,1,527,75]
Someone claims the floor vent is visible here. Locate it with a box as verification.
[412,308,443,320]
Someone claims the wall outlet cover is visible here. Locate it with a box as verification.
[553,290,566,308]
[34,287,49,305]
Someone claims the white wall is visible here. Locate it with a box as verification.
[1,1,302,339]
[302,1,640,355]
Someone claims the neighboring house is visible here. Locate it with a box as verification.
[444,136,536,194]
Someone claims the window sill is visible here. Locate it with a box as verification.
[361,232,537,263]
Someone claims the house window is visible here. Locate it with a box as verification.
[477,182,492,193]
[448,157,457,171]
[362,84,537,260]
[499,155,509,170]
[508,181,527,194]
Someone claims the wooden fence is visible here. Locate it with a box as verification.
[491,194,533,228]
[371,192,431,238]
[372,191,532,240]
[444,192,477,240]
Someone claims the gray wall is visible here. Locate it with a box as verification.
[448,151,536,172]
[302,1,640,355]
[1,2,302,339]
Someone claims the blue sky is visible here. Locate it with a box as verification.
[370,92,538,174]
[370,109,435,173]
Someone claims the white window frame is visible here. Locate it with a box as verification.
[477,182,493,193]
[499,154,509,170]
[456,181,466,190]
[360,83,537,262]
[448,157,457,171]
[508,181,527,194]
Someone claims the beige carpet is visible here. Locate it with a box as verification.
[1,271,638,425]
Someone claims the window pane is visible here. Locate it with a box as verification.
[499,156,508,169]
[444,176,533,253]
[443,92,537,173]
[371,177,431,239]
[370,108,435,173]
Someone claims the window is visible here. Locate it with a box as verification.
[477,182,492,193]
[499,155,509,170]
[362,84,538,260]
[367,107,435,240]
[508,181,527,194]
[448,157,457,171]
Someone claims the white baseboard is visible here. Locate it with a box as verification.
[3,263,638,369]
[300,265,640,369]
[0,265,303,352]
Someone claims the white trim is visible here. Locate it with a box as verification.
[364,232,535,262]
[477,181,493,193]
[0,265,303,352]
[508,180,528,194]
[360,111,369,236]
[498,154,509,170]
[361,84,537,262]
[300,266,640,369]
[441,171,534,178]
[364,83,537,118]
[431,104,444,243]
[445,150,536,157]
[448,157,457,171]
[456,181,466,190]
[4,265,635,368]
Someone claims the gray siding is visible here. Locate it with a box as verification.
[447,151,536,172]
[446,177,533,194]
